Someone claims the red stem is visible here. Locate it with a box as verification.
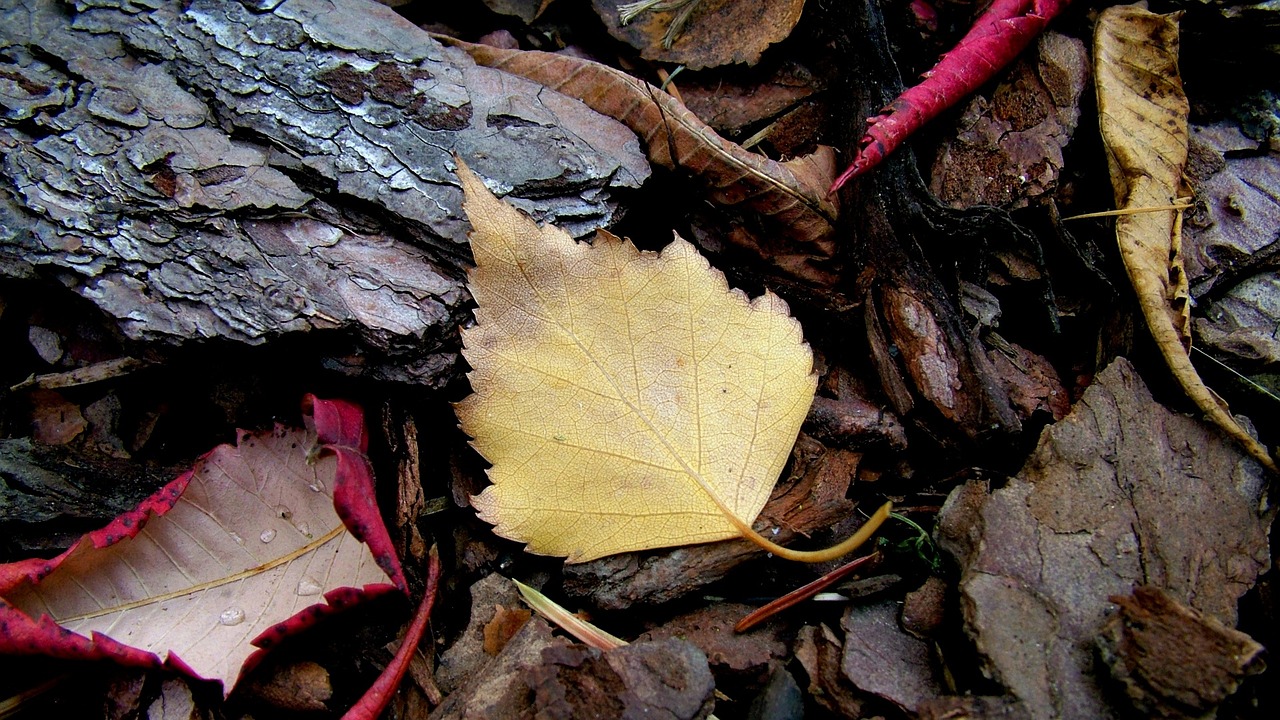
[734,552,882,632]
[342,545,441,720]
[830,0,1072,192]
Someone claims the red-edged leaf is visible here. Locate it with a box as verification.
[0,397,404,694]
[831,0,1072,190]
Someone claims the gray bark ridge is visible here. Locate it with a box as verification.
[0,0,649,385]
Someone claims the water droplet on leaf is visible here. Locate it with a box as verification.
[296,577,322,596]
[219,607,245,626]
[259,528,276,543]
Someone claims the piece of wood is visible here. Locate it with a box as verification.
[833,0,1036,444]
[1099,585,1264,719]
[0,0,648,388]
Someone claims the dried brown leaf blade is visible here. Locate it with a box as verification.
[441,38,840,287]
[1095,5,1276,472]
[455,160,881,563]
[598,0,806,68]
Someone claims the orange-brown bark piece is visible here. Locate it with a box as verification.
[1099,586,1263,718]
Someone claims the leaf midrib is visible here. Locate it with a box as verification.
[56,526,344,623]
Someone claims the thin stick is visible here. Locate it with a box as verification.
[1061,201,1193,221]
[734,551,882,632]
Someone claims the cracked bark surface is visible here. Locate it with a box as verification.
[0,0,648,385]
[936,357,1270,719]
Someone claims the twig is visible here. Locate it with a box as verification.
[734,551,882,632]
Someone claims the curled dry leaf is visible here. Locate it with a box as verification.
[1095,4,1277,472]
[595,0,806,69]
[0,396,404,693]
[454,160,885,564]
[441,37,840,288]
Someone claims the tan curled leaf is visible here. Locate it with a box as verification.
[2,425,395,689]
[454,159,819,562]
[1095,4,1276,473]
[440,37,840,287]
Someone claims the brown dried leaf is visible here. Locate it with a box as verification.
[1095,5,1276,471]
[678,60,818,136]
[442,38,840,287]
[482,604,532,656]
[594,0,805,69]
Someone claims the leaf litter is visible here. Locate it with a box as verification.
[4,1,1280,717]
[442,37,843,288]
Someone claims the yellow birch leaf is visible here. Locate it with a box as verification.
[1095,4,1277,473]
[453,159,885,563]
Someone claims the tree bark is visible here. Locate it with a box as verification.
[0,0,649,386]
